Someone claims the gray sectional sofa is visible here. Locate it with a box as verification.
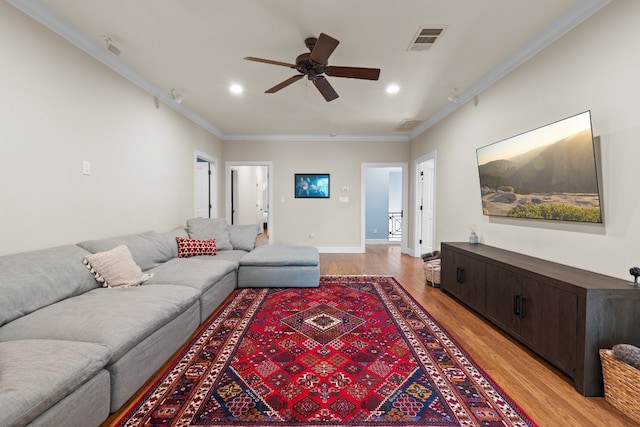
[0,219,319,427]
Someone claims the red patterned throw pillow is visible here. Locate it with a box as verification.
[176,237,216,258]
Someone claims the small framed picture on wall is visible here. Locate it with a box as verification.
[294,173,330,198]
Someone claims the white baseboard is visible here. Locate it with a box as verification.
[317,247,364,254]
[365,239,399,244]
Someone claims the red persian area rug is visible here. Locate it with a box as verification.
[115,276,536,426]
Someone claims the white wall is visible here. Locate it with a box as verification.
[0,2,223,255]
[223,140,410,251]
[411,0,640,280]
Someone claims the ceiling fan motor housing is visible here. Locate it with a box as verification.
[295,53,326,78]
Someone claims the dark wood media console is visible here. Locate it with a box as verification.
[441,242,640,396]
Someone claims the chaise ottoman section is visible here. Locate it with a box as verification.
[238,245,320,288]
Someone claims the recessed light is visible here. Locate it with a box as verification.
[386,84,400,94]
[230,84,243,94]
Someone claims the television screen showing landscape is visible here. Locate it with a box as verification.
[476,111,602,223]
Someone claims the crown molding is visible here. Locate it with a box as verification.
[223,134,410,142]
[6,0,226,140]
[410,0,612,140]
[9,0,611,144]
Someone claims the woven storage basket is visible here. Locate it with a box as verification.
[600,349,640,423]
[424,259,441,287]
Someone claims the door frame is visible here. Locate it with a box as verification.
[414,151,437,257]
[194,150,218,218]
[225,161,273,245]
[361,162,408,254]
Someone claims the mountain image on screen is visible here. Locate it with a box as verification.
[477,122,602,223]
[479,130,598,193]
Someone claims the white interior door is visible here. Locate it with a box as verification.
[416,157,435,255]
[231,169,238,224]
[255,168,266,233]
[421,159,435,253]
[195,161,210,218]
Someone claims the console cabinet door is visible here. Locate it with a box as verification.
[485,265,578,376]
[442,249,486,312]
[485,265,521,334]
[520,278,577,375]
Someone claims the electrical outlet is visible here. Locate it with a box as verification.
[82,160,91,175]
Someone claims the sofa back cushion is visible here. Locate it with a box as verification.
[143,228,188,260]
[229,224,260,251]
[186,218,233,251]
[0,245,98,327]
[77,228,187,271]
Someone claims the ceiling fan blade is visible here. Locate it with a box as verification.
[313,76,339,102]
[325,66,381,81]
[244,56,296,68]
[310,33,339,64]
[265,75,304,93]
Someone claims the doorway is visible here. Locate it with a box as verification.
[226,161,273,244]
[194,151,217,218]
[361,163,408,253]
[414,152,436,257]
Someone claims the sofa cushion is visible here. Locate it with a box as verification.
[83,245,153,288]
[144,257,237,293]
[239,245,320,266]
[176,237,217,258]
[0,339,111,427]
[187,218,232,251]
[29,369,110,427]
[141,227,188,261]
[229,224,260,251]
[0,245,98,327]
[77,227,187,271]
[204,249,248,264]
[0,285,200,363]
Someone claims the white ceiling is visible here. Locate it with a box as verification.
[9,0,610,141]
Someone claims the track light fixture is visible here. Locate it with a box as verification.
[170,89,182,104]
[102,36,121,56]
[447,88,459,103]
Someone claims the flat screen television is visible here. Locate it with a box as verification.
[295,173,330,198]
[476,111,602,223]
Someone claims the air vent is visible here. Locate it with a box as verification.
[393,119,422,132]
[407,26,445,51]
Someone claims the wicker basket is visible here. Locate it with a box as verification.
[424,259,441,287]
[600,349,640,423]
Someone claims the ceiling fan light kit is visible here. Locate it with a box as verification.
[245,33,381,102]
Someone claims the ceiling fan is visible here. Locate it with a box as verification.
[244,33,381,102]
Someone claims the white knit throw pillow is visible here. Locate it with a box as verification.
[83,244,153,288]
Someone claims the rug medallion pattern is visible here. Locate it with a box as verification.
[117,276,535,426]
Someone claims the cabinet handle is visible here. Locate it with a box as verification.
[513,295,526,318]
[456,267,465,283]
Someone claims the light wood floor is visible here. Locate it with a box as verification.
[321,244,635,427]
[104,243,634,426]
